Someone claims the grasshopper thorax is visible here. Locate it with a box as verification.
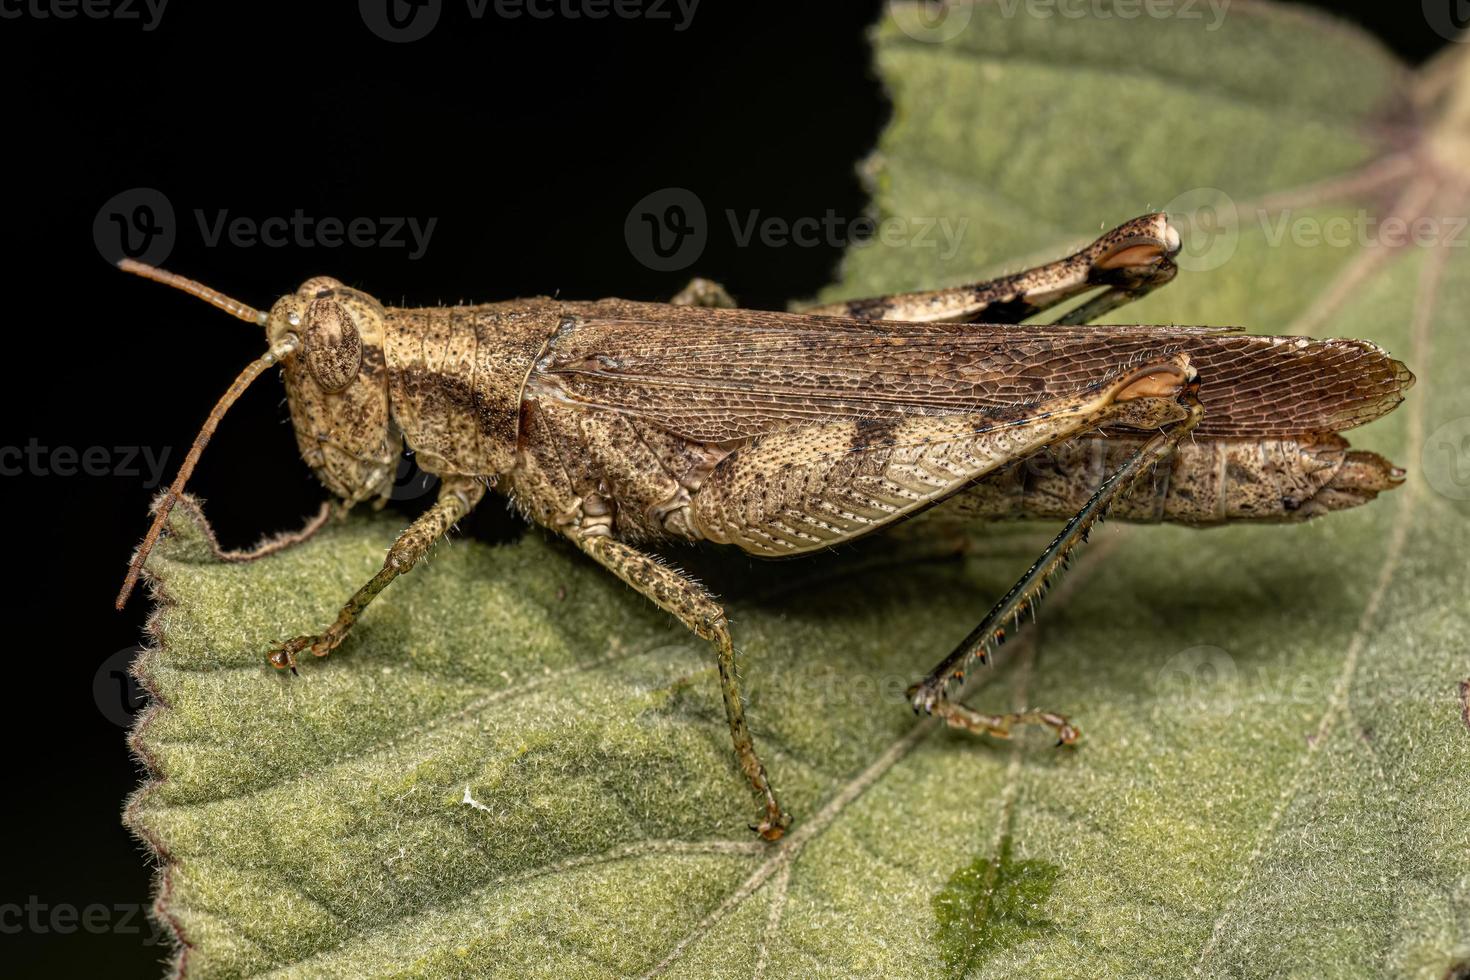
[267,277,400,505]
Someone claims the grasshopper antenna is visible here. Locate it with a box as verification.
[114,261,299,609]
[117,258,269,326]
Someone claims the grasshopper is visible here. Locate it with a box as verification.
[115,214,1412,840]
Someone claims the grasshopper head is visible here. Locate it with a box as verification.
[112,261,405,609]
[265,277,402,505]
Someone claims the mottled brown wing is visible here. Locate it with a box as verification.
[531,301,1413,444]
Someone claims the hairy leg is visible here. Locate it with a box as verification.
[572,529,789,841]
[909,385,1206,739]
[268,476,486,672]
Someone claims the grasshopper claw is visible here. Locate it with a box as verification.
[267,643,300,672]
[906,681,944,716]
[752,809,790,842]
[267,632,341,673]
[1051,717,1081,746]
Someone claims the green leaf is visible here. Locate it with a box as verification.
[128,3,1470,976]
[933,836,1060,974]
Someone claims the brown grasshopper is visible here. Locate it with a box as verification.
[115,214,1412,840]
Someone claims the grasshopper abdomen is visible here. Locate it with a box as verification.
[945,433,1406,526]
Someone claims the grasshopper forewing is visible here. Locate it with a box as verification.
[115,214,1413,840]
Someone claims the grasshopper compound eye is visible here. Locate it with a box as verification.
[303,298,363,392]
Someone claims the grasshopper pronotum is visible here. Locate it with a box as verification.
[115,214,1412,840]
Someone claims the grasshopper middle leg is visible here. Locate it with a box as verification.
[268,476,487,672]
[570,528,790,841]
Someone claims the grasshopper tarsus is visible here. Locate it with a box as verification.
[116,213,1412,836]
[267,633,326,673]
[929,701,1083,746]
[751,809,791,843]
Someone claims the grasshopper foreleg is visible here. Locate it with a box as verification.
[268,476,486,673]
[908,385,1206,737]
[571,530,789,842]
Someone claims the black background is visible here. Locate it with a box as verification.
[0,2,1450,975]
